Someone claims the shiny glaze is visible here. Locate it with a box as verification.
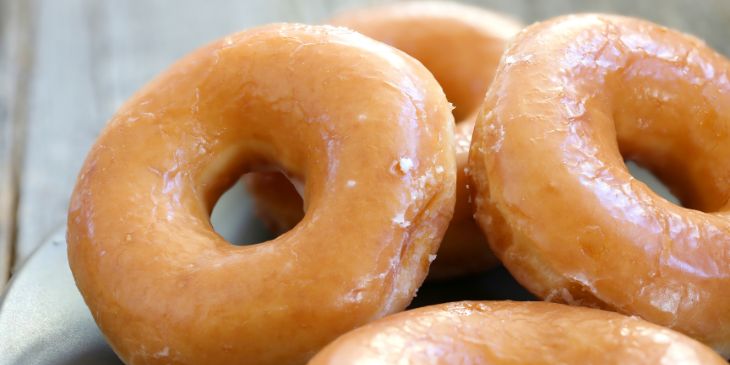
[309,301,727,364]
[245,2,522,279]
[67,24,456,365]
[469,14,730,354]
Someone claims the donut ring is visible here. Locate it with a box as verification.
[245,2,522,279]
[469,14,730,354]
[309,301,727,364]
[67,24,456,365]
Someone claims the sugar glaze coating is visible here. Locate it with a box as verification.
[310,301,727,364]
[67,24,456,365]
[469,14,730,354]
[246,2,522,278]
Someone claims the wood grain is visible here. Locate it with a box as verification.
[1,0,35,283]
[0,0,10,283]
[2,0,729,285]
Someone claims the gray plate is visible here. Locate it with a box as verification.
[0,182,267,365]
[0,230,121,365]
[0,164,674,364]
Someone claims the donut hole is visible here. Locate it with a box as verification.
[624,160,680,205]
[210,172,304,245]
[612,70,730,213]
[617,147,728,213]
[210,179,274,245]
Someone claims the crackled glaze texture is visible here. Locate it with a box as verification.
[245,2,522,279]
[309,301,727,364]
[67,24,456,365]
[469,14,730,355]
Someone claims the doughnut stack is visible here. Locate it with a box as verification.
[66,2,730,364]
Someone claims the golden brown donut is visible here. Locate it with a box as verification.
[309,301,727,364]
[67,24,456,365]
[331,2,522,122]
[469,14,730,355]
[245,2,523,279]
[243,171,305,234]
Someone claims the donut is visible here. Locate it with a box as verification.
[309,301,727,364]
[67,24,456,365]
[468,14,730,354]
[244,2,523,279]
[243,171,304,234]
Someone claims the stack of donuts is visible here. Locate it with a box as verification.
[66,2,730,364]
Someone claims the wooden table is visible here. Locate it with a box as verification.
[1,0,728,285]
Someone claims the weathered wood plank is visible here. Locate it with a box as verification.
[1,0,35,283]
[0,0,11,284]
[9,0,730,279]
[13,0,100,264]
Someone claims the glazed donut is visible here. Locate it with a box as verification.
[469,14,730,354]
[245,2,523,279]
[67,24,456,365]
[309,301,727,364]
[243,171,304,234]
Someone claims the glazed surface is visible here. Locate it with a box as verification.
[246,1,522,278]
[331,1,522,122]
[333,1,522,279]
[469,14,730,354]
[309,301,727,364]
[67,24,455,365]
